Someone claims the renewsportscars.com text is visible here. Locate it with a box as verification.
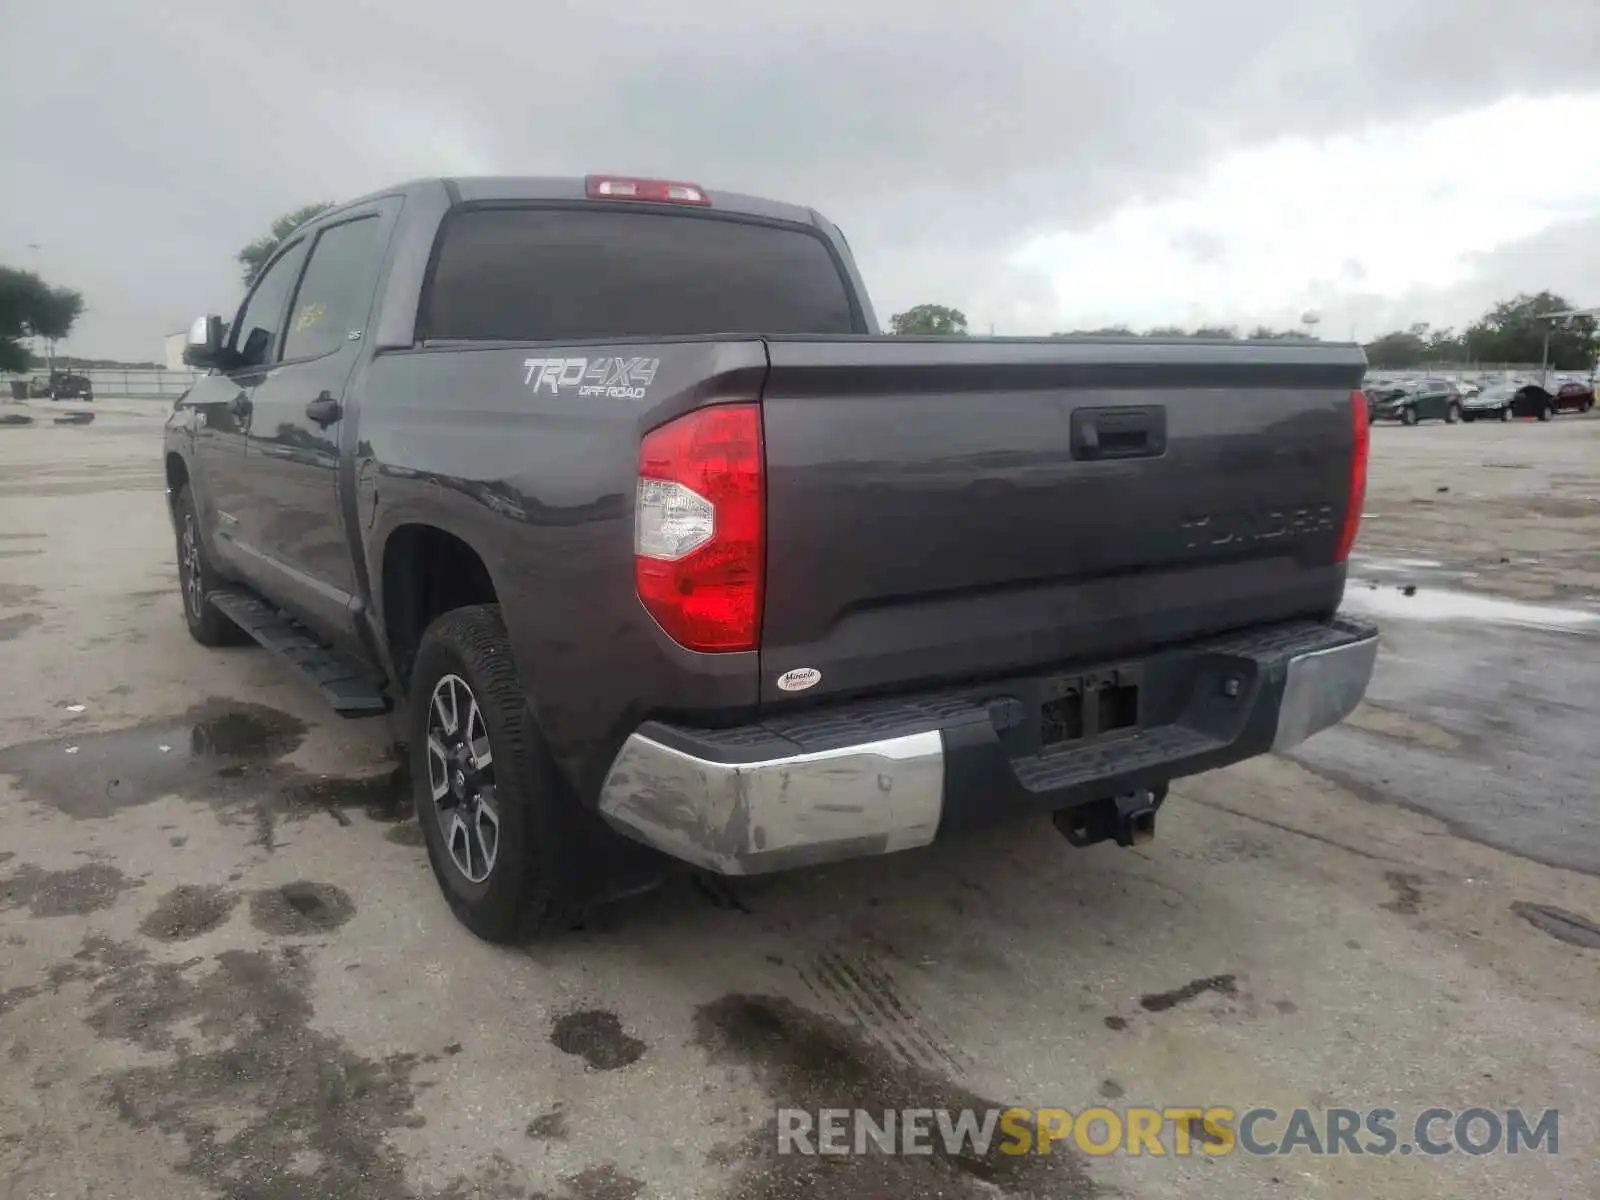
[777,1106,1559,1158]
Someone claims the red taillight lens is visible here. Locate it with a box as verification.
[634,404,764,652]
[1335,389,1369,563]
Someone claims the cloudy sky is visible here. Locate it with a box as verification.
[3,0,1598,360]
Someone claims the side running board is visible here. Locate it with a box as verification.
[208,588,390,717]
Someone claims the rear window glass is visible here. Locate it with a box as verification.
[421,207,858,342]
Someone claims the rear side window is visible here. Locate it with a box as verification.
[421,207,858,342]
[282,216,385,361]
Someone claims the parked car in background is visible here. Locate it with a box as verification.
[28,370,94,401]
[1368,377,1462,425]
[1460,381,1519,422]
[1551,380,1595,415]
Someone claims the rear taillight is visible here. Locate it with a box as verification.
[634,404,764,652]
[1335,389,1369,563]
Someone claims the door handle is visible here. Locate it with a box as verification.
[306,392,343,427]
[1071,406,1168,461]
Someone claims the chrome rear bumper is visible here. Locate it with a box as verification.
[596,730,944,875]
[598,620,1378,876]
[1271,632,1379,751]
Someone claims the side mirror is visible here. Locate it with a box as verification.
[182,314,226,369]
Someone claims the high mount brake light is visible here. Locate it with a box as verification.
[586,175,711,206]
[1335,389,1368,563]
[634,404,764,652]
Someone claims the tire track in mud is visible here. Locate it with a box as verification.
[796,945,964,1075]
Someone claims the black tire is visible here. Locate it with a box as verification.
[409,605,581,943]
[172,486,250,646]
[1538,403,1553,422]
[1461,412,1475,423]
[1499,406,1512,422]
[1445,402,1461,424]
[1400,406,1419,426]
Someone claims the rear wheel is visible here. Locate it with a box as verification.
[409,605,580,943]
[1499,406,1512,422]
[1400,406,1419,426]
[172,486,249,647]
[1445,402,1462,424]
[1538,403,1553,422]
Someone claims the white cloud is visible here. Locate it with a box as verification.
[1005,92,1600,337]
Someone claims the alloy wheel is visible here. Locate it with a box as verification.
[426,673,500,884]
[180,512,204,620]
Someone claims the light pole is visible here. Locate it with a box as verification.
[1533,306,1600,388]
[24,244,43,370]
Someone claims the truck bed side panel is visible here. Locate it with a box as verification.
[352,338,770,792]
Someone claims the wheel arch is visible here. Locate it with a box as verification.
[164,450,191,510]
[377,522,502,691]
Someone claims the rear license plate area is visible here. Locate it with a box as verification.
[1039,667,1141,748]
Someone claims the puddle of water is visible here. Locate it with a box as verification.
[0,701,306,819]
[1352,556,1445,572]
[0,700,409,840]
[1343,584,1600,632]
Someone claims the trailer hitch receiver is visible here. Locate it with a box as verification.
[1053,786,1167,848]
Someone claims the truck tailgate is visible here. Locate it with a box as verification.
[758,336,1367,703]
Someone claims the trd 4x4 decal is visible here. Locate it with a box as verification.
[522,356,660,400]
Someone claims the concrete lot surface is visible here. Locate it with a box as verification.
[1,400,1598,1199]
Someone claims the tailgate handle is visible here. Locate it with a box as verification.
[1071,406,1167,461]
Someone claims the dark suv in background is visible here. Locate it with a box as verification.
[1366,378,1462,425]
[29,370,94,401]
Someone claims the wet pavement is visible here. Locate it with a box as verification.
[0,401,1597,1199]
[1304,566,1600,874]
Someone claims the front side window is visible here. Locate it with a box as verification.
[282,216,385,361]
[231,240,309,369]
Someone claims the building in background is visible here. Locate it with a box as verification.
[163,331,187,371]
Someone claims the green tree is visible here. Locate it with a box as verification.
[1363,329,1428,369]
[236,202,335,287]
[1422,326,1466,362]
[1463,292,1597,369]
[889,303,969,336]
[0,267,85,374]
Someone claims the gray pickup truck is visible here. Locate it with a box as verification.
[165,174,1377,942]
